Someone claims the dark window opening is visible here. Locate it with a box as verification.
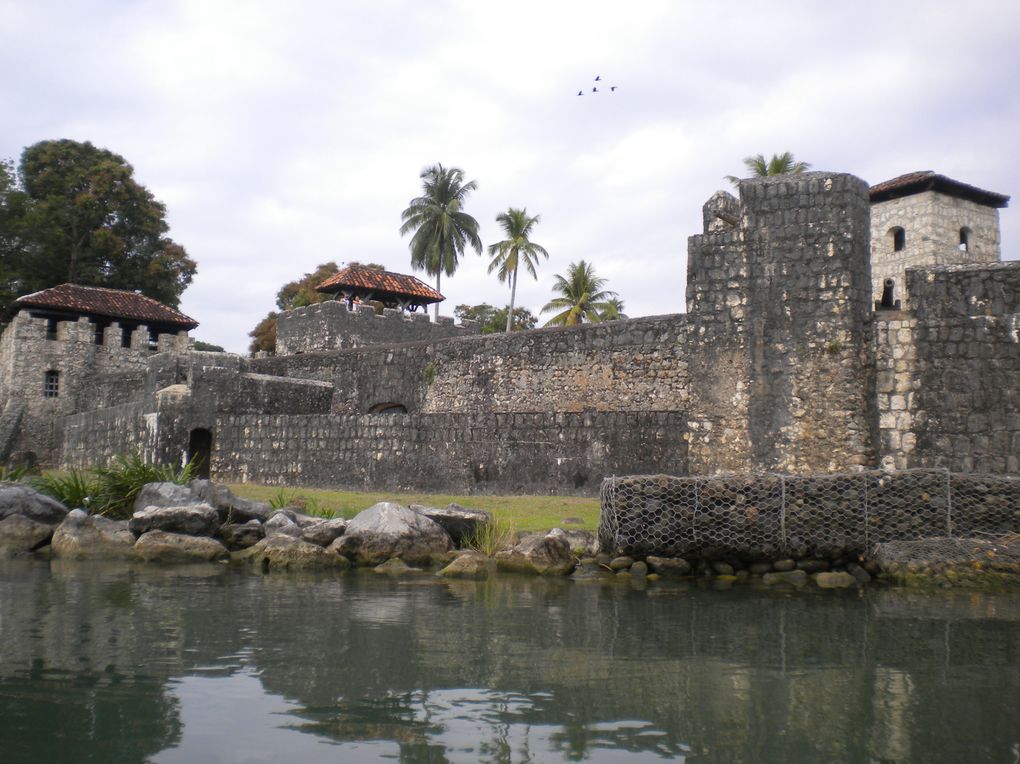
[43,370,60,398]
[93,320,109,345]
[122,326,132,348]
[891,227,905,252]
[959,227,971,252]
[188,428,212,480]
[46,319,58,340]
[368,402,408,414]
[148,328,159,352]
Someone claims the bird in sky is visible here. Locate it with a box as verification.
[610,86,617,91]
[593,86,599,93]
[577,90,584,96]
[595,75,601,81]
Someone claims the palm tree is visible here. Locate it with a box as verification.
[400,163,482,320]
[725,152,811,186]
[541,260,618,327]
[487,207,549,332]
[598,296,628,321]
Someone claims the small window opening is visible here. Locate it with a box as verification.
[959,227,971,252]
[93,320,107,346]
[43,370,60,398]
[46,318,58,340]
[121,326,132,348]
[368,402,408,414]
[891,227,905,252]
[148,328,159,352]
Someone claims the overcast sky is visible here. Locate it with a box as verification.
[3,0,1018,352]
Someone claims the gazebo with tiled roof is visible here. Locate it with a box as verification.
[315,265,444,312]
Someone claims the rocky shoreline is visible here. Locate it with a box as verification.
[2,480,1017,588]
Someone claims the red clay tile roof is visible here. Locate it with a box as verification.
[870,171,1009,208]
[15,283,198,329]
[316,265,445,303]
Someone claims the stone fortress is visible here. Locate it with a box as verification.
[0,170,1015,495]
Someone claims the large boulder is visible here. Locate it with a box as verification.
[129,504,220,537]
[337,502,453,566]
[0,514,54,558]
[236,535,351,571]
[301,518,348,547]
[219,520,265,550]
[410,503,491,546]
[495,530,575,575]
[0,483,69,525]
[132,482,196,514]
[134,530,230,563]
[189,480,273,523]
[264,512,303,538]
[437,551,491,579]
[51,509,136,559]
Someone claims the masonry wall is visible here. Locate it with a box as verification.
[211,410,688,494]
[61,401,159,468]
[275,300,479,355]
[870,191,1001,309]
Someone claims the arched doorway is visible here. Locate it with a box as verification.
[188,428,213,479]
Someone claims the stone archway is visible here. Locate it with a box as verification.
[188,428,213,479]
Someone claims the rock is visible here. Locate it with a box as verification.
[646,556,692,576]
[749,562,773,575]
[132,482,196,514]
[51,510,136,559]
[410,503,491,546]
[761,570,808,587]
[772,558,796,572]
[847,562,872,585]
[134,530,230,563]
[438,552,490,579]
[594,552,614,567]
[338,502,453,566]
[815,571,857,589]
[189,480,272,523]
[570,558,615,581]
[264,512,303,538]
[551,528,596,556]
[0,483,68,525]
[374,557,422,575]
[711,561,735,576]
[494,531,574,576]
[219,520,264,550]
[236,535,350,570]
[301,518,348,547]
[129,504,220,537]
[0,514,54,557]
[797,559,830,573]
[609,556,634,571]
[630,561,649,579]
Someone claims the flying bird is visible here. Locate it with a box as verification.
[577,90,584,96]
[610,86,617,92]
[594,75,601,81]
[593,86,598,93]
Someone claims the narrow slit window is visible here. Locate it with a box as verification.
[43,370,60,398]
[959,227,970,252]
[46,318,58,340]
[122,326,132,348]
[891,227,905,252]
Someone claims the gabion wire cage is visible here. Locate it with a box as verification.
[599,469,1020,560]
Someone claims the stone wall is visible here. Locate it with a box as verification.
[871,191,1001,309]
[61,401,158,468]
[275,300,479,355]
[211,410,688,494]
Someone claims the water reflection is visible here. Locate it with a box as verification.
[1,559,1018,763]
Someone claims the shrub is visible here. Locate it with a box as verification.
[0,463,36,482]
[32,469,100,511]
[464,517,516,556]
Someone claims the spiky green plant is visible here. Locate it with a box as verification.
[0,463,35,482]
[464,517,516,557]
[32,469,100,510]
[90,453,198,519]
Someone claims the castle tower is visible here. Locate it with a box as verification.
[869,172,1010,309]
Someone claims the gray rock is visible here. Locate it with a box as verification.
[438,552,490,579]
[494,531,574,576]
[189,480,273,523]
[301,518,348,547]
[132,482,197,514]
[338,502,453,566]
[815,571,857,589]
[129,503,219,537]
[630,561,649,579]
[134,530,230,563]
[374,557,423,575]
[236,535,350,570]
[847,562,872,585]
[762,570,808,587]
[269,508,319,528]
[797,559,830,573]
[646,556,692,576]
[749,562,773,575]
[570,558,615,581]
[264,512,303,538]
[0,483,68,525]
[218,520,264,550]
[0,514,54,557]
[609,556,634,571]
[551,527,596,556]
[711,561,735,576]
[410,503,491,546]
[52,510,136,559]
[773,558,797,572]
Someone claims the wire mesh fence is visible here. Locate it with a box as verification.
[599,469,1020,560]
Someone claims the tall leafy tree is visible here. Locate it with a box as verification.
[725,152,811,186]
[486,207,548,332]
[541,260,618,327]
[599,297,628,321]
[247,261,341,354]
[0,139,196,312]
[399,163,482,320]
[455,303,537,334]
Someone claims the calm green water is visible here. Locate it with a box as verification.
[1,560,1018,764]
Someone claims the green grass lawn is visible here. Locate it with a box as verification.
[227,483,601,532]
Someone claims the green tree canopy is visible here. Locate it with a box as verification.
[0,139,196,313]
[541,260,619,327]
[598,296,628,321]
[454,303,537,334]
[725,152,811,186]
[400,163,482,319]
[487,207,548,332]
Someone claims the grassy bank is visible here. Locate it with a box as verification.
[227,483,601,532]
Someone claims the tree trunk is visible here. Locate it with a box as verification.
[506,266,518,333]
